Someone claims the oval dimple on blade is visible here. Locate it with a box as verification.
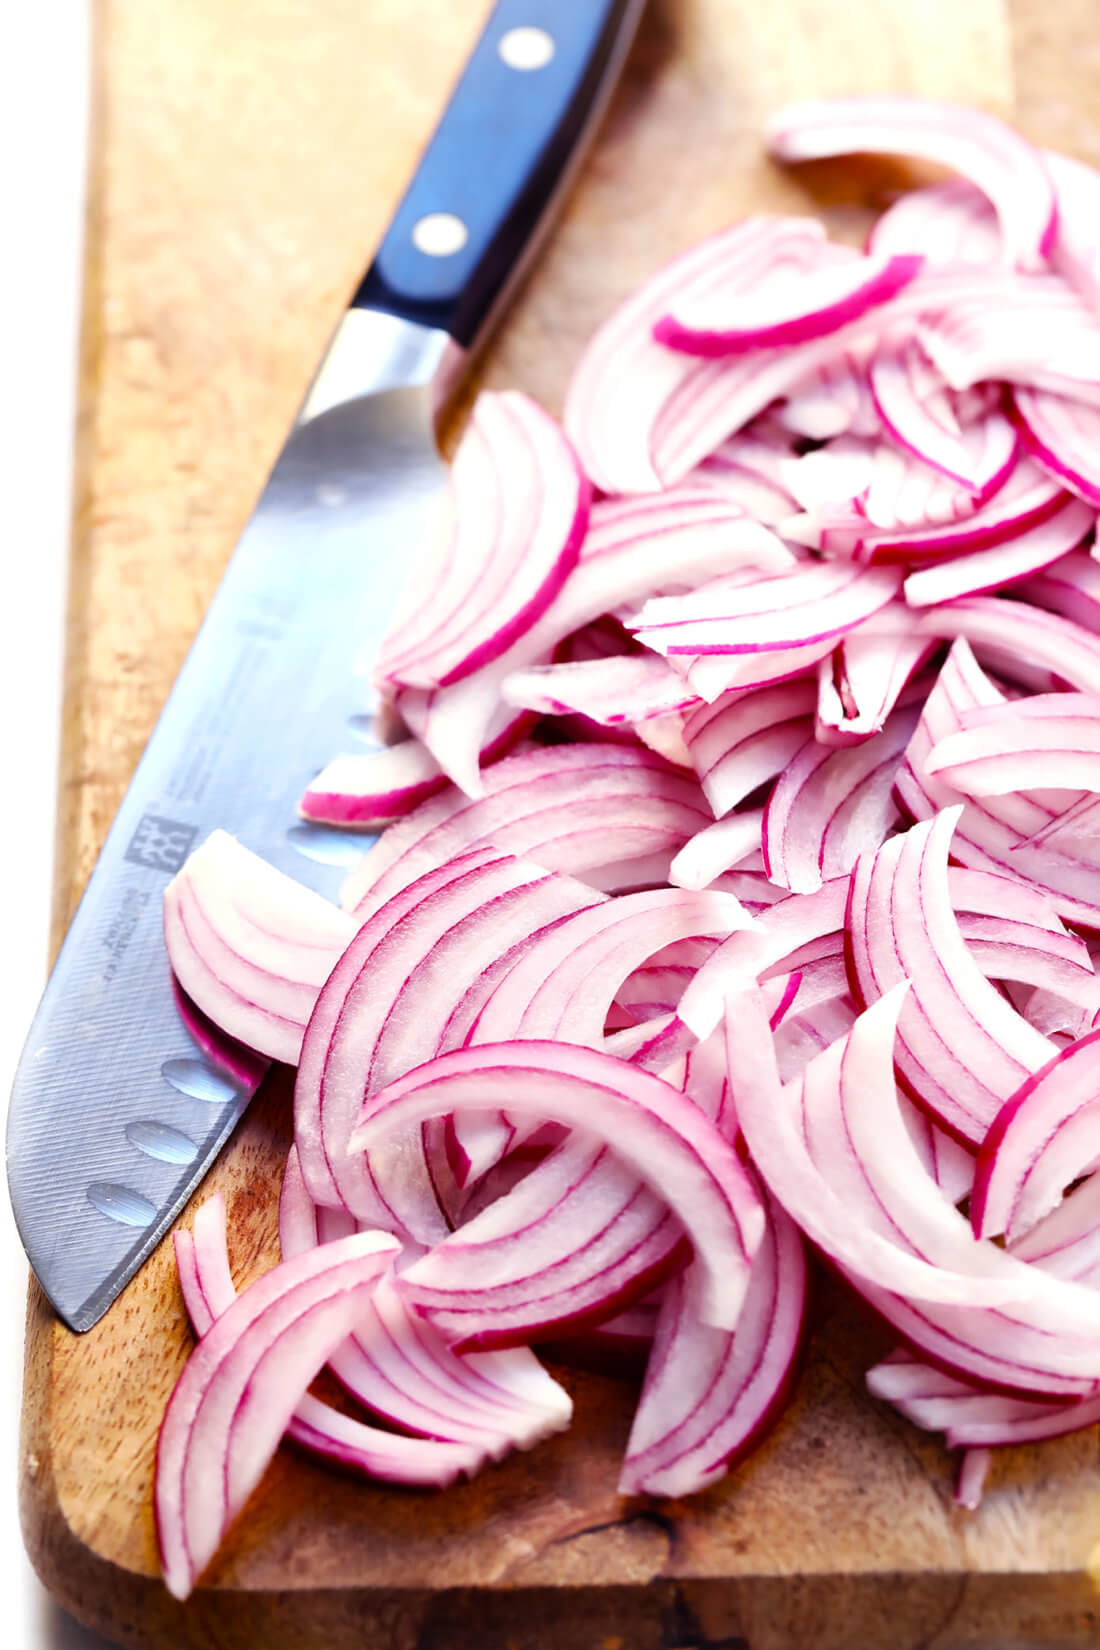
[161,1058,240,1106]
[126,1119,200,1165]
[87,1183,158,1228]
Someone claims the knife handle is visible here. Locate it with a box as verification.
[352,0,643,348]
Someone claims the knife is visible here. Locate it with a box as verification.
[8,0,645,1333]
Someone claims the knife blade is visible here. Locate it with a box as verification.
[8,0,645,1332]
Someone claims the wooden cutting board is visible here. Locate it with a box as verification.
[22,1,1100,1645]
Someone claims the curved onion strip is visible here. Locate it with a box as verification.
[776,353,880,440]
[1018,549,1100,635]
[927,691,1100,795]
[668,811,765,891]
[846,809,1056,1143]
[350,1041,765,1331]
[340,744,710,920]
[163,832,355,1065]
[847,460,1069,564]
[631,562,903,656]
[408,492,794,796]
[1012,385,1100,508]
[300,703,533,826]
[683,678,818,817]
[868,337,991,487]
[275,1149,571,1446]
[175,1197,492,1489]
[766,98,1054,269]
[903,495,1094,606]
[394,1133,690,1351]
[501,652,697,726]
[688,430,801,522]
[564,217,831,493]
[295,849,602,1234]
[815,617,934,746]
[867,1351,1100,1449]
[868,180,1001,266]
[763,698,921,893]
[619,1186,808,1496]
[656,252,922,357]
[156,1229,400,1599]
[374,391,589,691]
[722,985,1035,1305]
[971,1030,1100,1242]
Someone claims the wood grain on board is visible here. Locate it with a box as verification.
[22,0,1100,1645]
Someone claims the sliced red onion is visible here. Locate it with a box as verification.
[656,252,922,358]
[394,1132,690,1351]
[903,495,1095,606]
[1046,150,1100,313]
[390,492,785,798]
[763,696,921,893]
[350,1040,765,1331]
[374,391,588,691]
[927,690,1100,796]
[501,652,697,728]
[300,702,533,826]
[163,831,355,1065]
[916,275,1100,401]
[682,677,817,818]
[897,636,1100,930]
[276,1148,571,1449]
[815,617,933,744]
[723,984,1033,1305]
[915,594,1100,693]
[1017,549,1100,635]
[630,562,903,657]
[766,97,1056,269]
[846,809,1056,1143]
[668,811,765,891]
[867,180,1002,266]
[688,429,801,523]
[156,1228,401,1599]
[1012,386,1100,509]
[176,1195,493,1488]
[296,848,602,1234]
[971,1030,1100,1243]
[845,458,1069,564]
[868,335,998,487]
[340,744,710,919]
[867,1351,1100,1449]
[619,1184,807,1497]
[564,216,831,493]
[774,352,880,441]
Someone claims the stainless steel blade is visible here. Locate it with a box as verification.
[7,311,450,1331]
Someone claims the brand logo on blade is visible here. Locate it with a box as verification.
[124,816,198,874]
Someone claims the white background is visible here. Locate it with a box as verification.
[1,6,127,1644]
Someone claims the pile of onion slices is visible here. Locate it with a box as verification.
[156,97,1100,1598]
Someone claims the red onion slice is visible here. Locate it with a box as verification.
[867,180,1002,266]
[903,496,1095,606]
[683,679,818,817]
[927,691,1100,795]
[501,652,697,727]
[564,216,831,493]
[631,562,903,656]
[815,618,933,745]
[766,97,1056,269]
[175,1195,492,1486]
[763,697,921,893]
[846,809,1057,1143]
[156,1228,400,1599]
[849,458,1069,564]
[656,253,922,358]
[276,1149,572,1448]
[403,490,789,797]
[340,744,710,919]
[394,1133,690,1351]
[1046,150,1100,313]
[722,985,1032,1305]
[374,391,589,691]
[296,848,602,1234]
[1012,386,1100,508]
[163,831,355,1064]
[619,1185,808,1496]
[349,1040,765,1331]
[668,811,765,891]
[971,1030,1100,1242]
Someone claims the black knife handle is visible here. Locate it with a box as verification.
[352,0,643,348]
